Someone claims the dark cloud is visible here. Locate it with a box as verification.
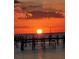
[14,0,20,3]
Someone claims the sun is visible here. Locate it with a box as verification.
[36,29,43,34]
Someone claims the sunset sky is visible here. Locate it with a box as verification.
[14,0,65,34]
[18,0,64,3]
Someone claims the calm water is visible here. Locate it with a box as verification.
[14,40,65,59]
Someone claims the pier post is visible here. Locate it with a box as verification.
[20,36,24,51]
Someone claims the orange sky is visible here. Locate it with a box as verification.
[14,15,65,34]
[14,1,65,34]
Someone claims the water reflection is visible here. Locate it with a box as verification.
[15,38,65,59]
